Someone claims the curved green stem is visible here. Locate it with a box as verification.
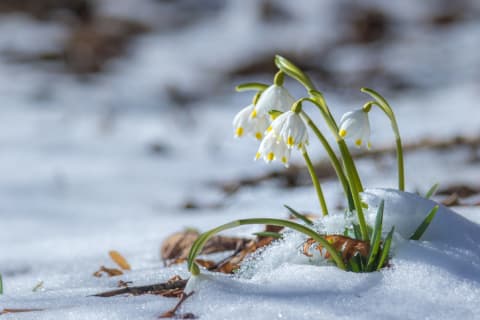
[301,147,329,216]
[300,112,354,211]
[303,96,364,193]
[235,82,269,92]
[275,55,315,90]
[300,98,368,240]
[337,144,369,241]
[361,88,405,191]
[187,218,346,273]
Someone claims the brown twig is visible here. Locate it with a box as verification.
[158,292,195,319]
[92,279,187,298]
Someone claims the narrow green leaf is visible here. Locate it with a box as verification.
[348,253,361,273]
[410,205,439,240]
[235,82,269,92]
[0,273,3,294]
[353,224,362,240]
[376,226,395,271]
[187,218,347,272]
[284,205,314,225]
[366,200,384,271]
[424,183,439,199]
[253,231,283,239]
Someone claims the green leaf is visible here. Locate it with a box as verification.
[366,200,384,271]
[274,55,315,90]
[235,82,269,92]
[187,218,347,272]
[424,183,439,199]
[284,205,314,225]
[0,273,3,294]
[376,226,394,271]
[353,224,362,240]
[253,231,283,239]
[347,253,362,273]
[410,205,439,240]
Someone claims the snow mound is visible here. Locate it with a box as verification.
[362,188,480,251]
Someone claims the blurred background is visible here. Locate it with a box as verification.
[1,0,479,270]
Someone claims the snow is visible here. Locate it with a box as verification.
[1,0,480,319]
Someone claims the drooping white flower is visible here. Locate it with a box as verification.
[270,111,308,149]
[253,85,295,117]
[184,273,211,295]
[338,109,371,149]
[255,131,291,167]
[232,104,270,140]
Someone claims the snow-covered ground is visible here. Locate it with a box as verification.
[1,0,479,319]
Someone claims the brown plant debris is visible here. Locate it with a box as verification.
[93,276,187,298]
[109,250,131,270]
[117,280,133,288]
[158,292,196,319]
[303,235,370,262]
[161,230,251,265]
[93,266,123,277]
[0,308,44,315]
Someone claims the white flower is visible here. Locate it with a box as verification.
[232,104,270,140]
[184,273,211,295]
[255,131,291,167]
[254,85,295,117]
[338,109,371,149]
[270,111,308,149]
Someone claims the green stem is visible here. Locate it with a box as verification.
[302,147,329,216]
[361,88,405,191]
[187,218,346,272]
[0,273,3,294]
[304,96,364,193]
[272,56,368,239]
[300,112,354,211]
[338,143,369,241]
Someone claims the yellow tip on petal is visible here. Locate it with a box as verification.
[281,156,287,164]
[355,139,362,146]
[235,127,244,137]
[339,129,347,138]
[255,132,263,140]
[367,142,372,149]
[250,109,257,119]
[266,126,272,132]
[287,136,294,146]
[267,152,274,161]
[297,143,303,149]
[255,152,261,160]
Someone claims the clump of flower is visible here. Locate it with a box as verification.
[185,55,438,290]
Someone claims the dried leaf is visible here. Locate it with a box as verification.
[161,230,250,265]
[109,250,131,270]
[303,235,370,262]
[93,276,186,298]
[117,280,133,288]
[161,230,200,262]
[93,266,123,277]
[0,308,44,315]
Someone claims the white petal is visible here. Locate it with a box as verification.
[255,85,295,116]
[232,105,255,137]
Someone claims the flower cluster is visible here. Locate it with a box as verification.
[233,84,309,167]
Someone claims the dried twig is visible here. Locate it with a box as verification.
[93,279,187,298]
[158,292,196,319]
